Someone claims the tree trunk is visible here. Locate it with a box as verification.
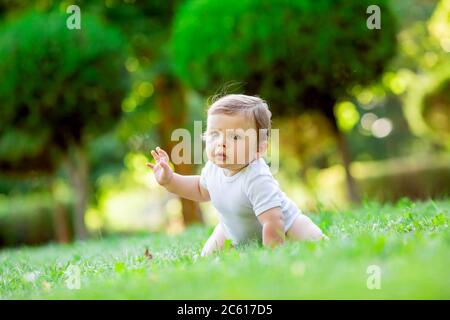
[50,182,71,243]
[335,128,360,203]
[323,104,360,203]
[174,162,203,223]
[64,145,89,240]
[154,74,203,225]
[52,202,71,243]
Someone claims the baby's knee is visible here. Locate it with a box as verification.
[201,241,214,257]
[200,248,210,257]
[201,243,214,257]
[201,237,224,257]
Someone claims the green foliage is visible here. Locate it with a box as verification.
[355,155,450,202]
[0,193,74,247]
[0,199,448,299]
[172,0,397,115]
[404,63,450,149]
[0,10,130,170]
[423,77,450,136]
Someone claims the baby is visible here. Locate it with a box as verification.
[147,94,325,256]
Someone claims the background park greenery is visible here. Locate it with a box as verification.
[0,0,449,299]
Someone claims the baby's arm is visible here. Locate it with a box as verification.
[257,207,285,248]
[147,147,210,202]
[164,174,210,202]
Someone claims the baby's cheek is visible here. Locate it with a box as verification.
[205,143,215,158]
[242,139,257,157]
[234,142,249,163]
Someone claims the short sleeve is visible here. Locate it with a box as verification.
[245,173,282,216]
[199,161,211,190]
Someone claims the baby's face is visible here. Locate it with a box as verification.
[205,113,262,174]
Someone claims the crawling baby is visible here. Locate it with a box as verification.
[147,94,326,256]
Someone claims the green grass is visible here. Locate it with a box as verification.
[0,198,449,299]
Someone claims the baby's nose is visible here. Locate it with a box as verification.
[218,135,227,147]
[216,141,226,151]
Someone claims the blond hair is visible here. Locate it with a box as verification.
[207,94,272,144]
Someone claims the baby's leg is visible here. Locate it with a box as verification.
[286,214,327,241]
[201,223,227,257]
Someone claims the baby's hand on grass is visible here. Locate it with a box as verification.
[146,147,173,186]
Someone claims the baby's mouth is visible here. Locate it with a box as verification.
[215,152,227,161]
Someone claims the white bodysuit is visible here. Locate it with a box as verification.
[200,158,301,244]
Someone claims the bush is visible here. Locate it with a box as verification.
[0,10,129,171]
[0,193,74,247]
[171,0,397,115]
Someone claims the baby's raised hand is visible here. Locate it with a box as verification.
[146,147,173,186]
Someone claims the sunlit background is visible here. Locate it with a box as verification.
[0,0,449,247]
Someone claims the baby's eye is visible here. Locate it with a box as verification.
[206,131,219,139]
[233,135,242,141]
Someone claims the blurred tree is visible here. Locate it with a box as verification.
[393,0,450,151]
[0,0,204,231]
[90,0,203,225]
[0,11,129,239]
[406,68,450,149]
[171,0,398,202]
[423,77,450,145]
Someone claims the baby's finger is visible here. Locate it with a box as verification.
[150,150,160,161]
[159,160,172,172]
[156,147,170,161]
[146,162,154,170]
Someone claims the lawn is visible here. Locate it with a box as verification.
[0,198,449,299]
